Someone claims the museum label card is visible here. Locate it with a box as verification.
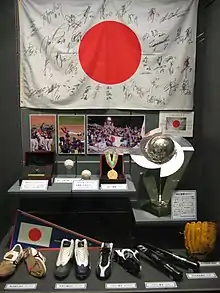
[55,283,87,290]
[171,190,197,220]
[72,180,99,191]
[101,184,127,190]
[186,273,217,279]
[145,282,177,289]
[199,261,220,267]
[54,177,76,183]
[159,111,194,137]
[20,180,48,191]
[4,284,37,290]
[105,283,137,289]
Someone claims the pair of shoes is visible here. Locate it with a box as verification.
[54,239,90,280]
[114,249,142,277]
[96,242,113,280]
[0,245,46,279]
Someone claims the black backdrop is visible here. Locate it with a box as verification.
[0,0,218,239]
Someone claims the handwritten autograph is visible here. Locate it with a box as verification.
[160,6,190,23]
[27,83,61,101]
[41,3,64,24]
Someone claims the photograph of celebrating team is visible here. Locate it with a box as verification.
[29,115,56,152]
[87,115,145,154]
[58,115,85,154]
[29,114,145,155]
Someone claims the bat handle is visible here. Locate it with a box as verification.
[178,256,200,272]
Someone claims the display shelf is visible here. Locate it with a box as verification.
[8,175,190,226]
[133,209,189,226]
[0,250,219,293]
[8,174,136,200]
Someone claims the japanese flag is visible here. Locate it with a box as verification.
[17,222,52,247]
[111,136,122,147]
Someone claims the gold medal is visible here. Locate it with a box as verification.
[107,169,118,180]
[105,149,119,180]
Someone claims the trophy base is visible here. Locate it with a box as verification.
[141,201,171,217]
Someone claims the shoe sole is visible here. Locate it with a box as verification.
[75,268,90,280]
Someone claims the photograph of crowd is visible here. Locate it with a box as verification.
[29,114,56,152]
[58,115,85,154]
[87,115,145,154]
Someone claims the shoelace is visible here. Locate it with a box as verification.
[61,247,71,261]
[77,248,86,261]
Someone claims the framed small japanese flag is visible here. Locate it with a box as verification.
[159,111,194,137]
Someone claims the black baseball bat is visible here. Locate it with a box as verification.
[142,243,200,272]
[137,245,183,282]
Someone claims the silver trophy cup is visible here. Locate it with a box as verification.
[131,130,194,217]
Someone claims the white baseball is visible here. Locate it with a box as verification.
[64,159,74,170]
[81,170,91,180]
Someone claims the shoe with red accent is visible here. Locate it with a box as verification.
[24,247,46,278]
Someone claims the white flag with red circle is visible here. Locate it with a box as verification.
[19,0,198,110]
[159,111,194,137]
[17,222,52,247]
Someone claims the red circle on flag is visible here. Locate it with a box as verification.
[79,21,142,85]
[28,228,42,242]
[172,120,180,128]
[111,136,115,142]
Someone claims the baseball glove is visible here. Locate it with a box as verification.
[184,221,217,259]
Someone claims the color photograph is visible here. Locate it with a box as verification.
[58,115,85,154]
[29,114,56,152]
[87,115,145,154]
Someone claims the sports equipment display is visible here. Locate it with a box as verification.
[74,239,90,280]
[54,239,74,280]
[184,221,217,259]
[81,170,91,180]
[141,243,200,273]
[64,159,74,170]
[0,238,218,286]
[137,245,183,282]
[114,249,142,277]
[130,129,194,217]
[96,243,113,280]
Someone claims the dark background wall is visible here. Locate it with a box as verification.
[0,0,22,237]
[0,0,217,238]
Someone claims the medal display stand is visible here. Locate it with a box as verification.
[100,154,126,185]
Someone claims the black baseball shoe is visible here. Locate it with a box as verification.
[74,239,90,280]
[96,243,113,280]
[114,249,142,277]
[54,239,74,280]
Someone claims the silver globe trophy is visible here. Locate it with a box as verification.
[130,128,194,217]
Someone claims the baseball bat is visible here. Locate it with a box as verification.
[137,245,183,282]
[142,243,200,272]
